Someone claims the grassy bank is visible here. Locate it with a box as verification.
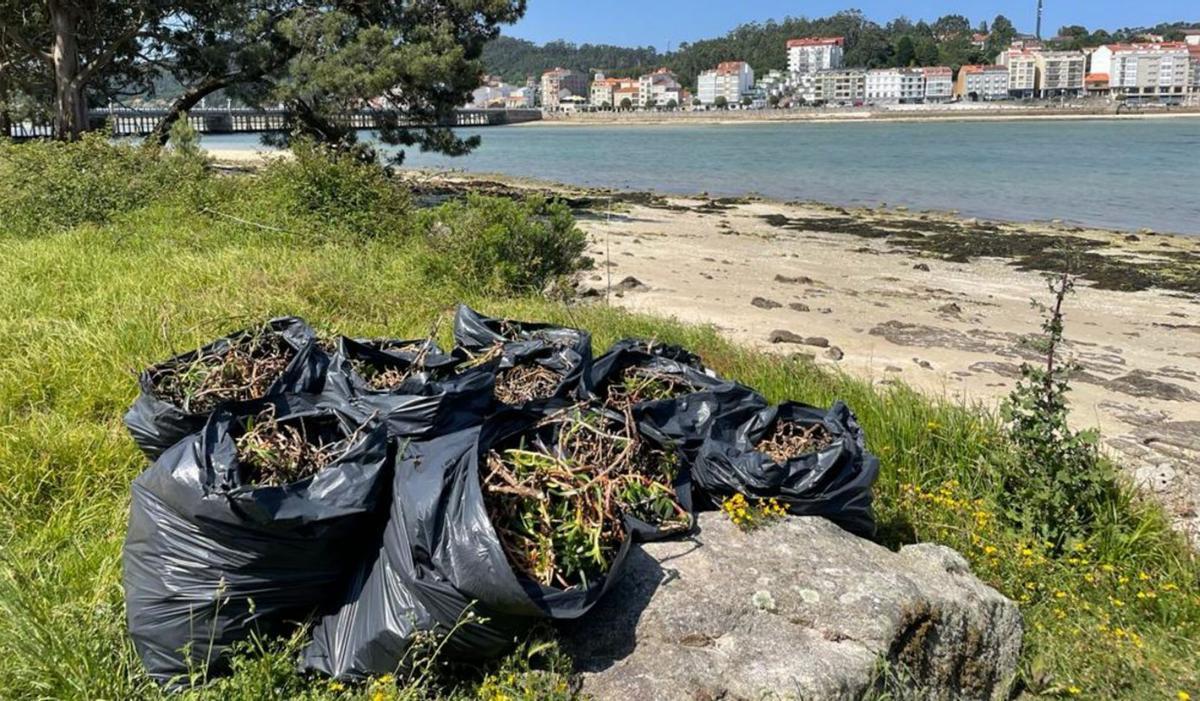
[0,138,1196,700]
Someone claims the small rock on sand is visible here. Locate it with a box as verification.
[769,330,805,344]
[826,346,845,361]
[751,297,783,310]
[775,274,816,285]
[913,263,931,272]
[937,303,963,315]
[615,276,648,291]
[789,302,810,312]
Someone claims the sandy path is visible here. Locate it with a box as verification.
[571,196,1200,543]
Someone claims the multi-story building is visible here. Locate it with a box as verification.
[1035,51,1086,97]
[540,67,589,110]
[997,50,1038,98]
[697,61,755,106]
[1190,45,1200,93]
[954,65,1010,101]
[922,67,954,102]
[639,68,684,107]
[864,68,926,103]
[504,89,534,109]
[589,75,620,108]
[612,83,640,109]
[805,69,866,105]
[755,70,790,98]
[787,37,844,75]
[1184,29,1200,47]
[1089,43,1192,102]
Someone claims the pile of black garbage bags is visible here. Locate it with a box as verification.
[122,304,879,685]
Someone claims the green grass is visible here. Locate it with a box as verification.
[0,148,1197,700]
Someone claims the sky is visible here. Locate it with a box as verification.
[505,1,1197,50]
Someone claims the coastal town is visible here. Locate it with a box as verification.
[471,29,1200,111]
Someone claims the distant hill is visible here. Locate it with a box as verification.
[481,36,664,83]
[486,12,1200,88]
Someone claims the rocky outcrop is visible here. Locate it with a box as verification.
[561,514,1022,701]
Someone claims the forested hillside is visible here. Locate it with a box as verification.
[484,11,1200,87]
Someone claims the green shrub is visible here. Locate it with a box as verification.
[250,139,410,238]
[0,132,210,237]
[418,194,587,295]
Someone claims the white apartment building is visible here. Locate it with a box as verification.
[540,67,589,110]
[997,50,1038,98]
[864,68,926,103]
[787,37,844,75]
[504,89,534,109]
[954,65,1010,101]
[697,61,755,105]
[639,68,684,107]
[755,70,790,98]
[1035,51,1086,97]
[1089,43,1192,102]
[589,75,620,108]
[922,67,954,102]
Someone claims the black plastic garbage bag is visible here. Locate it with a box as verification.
[692,401,879,538]
[123,396,390,684]
[302,406,686,680]
[123,317,325,461]
[591,339,768,454]
[453,305,593,406]
[321,337,495,438]
[453,303,590,357]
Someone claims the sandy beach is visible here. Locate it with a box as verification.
[398,170,1200,544]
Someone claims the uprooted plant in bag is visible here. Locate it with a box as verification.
[150,328,297,414]
[755,419,835,464]
[235,406,366,487]
[349,342,434,391]
[482,406,689,589]
[601,364,705,416]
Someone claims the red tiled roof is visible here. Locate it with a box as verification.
[1085,72,1109,82]
[961,64,1008,73]
[787,37,844,48]
[716,61,747,74]
[922,66,953,75]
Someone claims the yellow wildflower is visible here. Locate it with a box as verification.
[1068,686,1082,695]
[1177,691,1190,701]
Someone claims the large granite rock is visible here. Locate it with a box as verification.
[560,514,1022,701]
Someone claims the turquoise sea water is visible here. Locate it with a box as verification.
[202,119,1200,235]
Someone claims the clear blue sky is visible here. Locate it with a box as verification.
[505,1,1197,49]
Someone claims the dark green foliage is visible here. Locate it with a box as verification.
[0,133,209,237]
[482,36,661,83]
[1000,271,1119,549]
[418,194,587,295]
[251,140,410,238]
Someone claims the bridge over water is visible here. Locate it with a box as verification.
[9,107,542,139]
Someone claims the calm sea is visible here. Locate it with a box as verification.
[202,119,1200,235]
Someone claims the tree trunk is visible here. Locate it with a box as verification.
[48,0,85,140]
[146,78,230,147]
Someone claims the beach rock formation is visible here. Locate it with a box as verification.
[561,514,1022,701]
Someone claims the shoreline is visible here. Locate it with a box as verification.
[530,107,1200,128]
[394,166,1199,239]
